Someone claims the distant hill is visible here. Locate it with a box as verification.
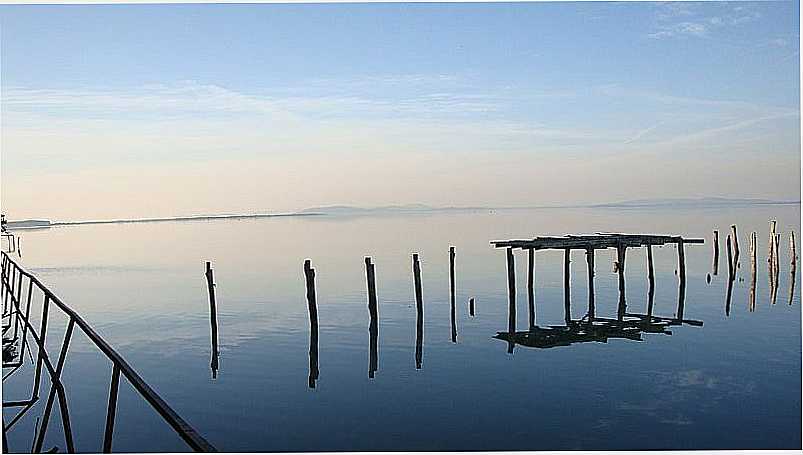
[590,197,800,209]
[298,204,489,215]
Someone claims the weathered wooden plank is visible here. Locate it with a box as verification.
[491,233,704,251]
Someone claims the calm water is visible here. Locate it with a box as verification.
[2,206,801,452]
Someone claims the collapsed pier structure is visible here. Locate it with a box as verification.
[490,233,705,351]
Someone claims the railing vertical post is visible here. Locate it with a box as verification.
[33,319,75,453]
[103,365,121,453]
[17,280,34,362]
[32,295,51,400]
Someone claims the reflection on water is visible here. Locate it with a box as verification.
[2,206,800,452]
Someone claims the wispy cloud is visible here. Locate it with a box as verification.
[649,3,763,39]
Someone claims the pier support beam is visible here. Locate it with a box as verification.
[646,245,655,318]
[585,248,595,319]
[506,247,516,339]
[527,248,535,329]
[616,245,627,320]
[563,248,571,324]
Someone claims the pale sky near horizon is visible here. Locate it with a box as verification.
[0,1,800,221]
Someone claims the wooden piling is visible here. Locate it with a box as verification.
[205,262,219,379]
[713,230,720,275]
[791,231,797,267]
[731,225,740,258]
[449,246,457,343]
[646,245,655,318]
[586,248,595,319]
[365,257,378,378]
[527,248,535,329]
[726,235,734,278]
[304,260,319,388]
[469,297,475,317]
[749,232,757,312]
[677,238,687,284]
[507,247,516,335]
[773,233,781,304]
[413,254,423,369]
[616,245,626,320]
[725,235,734,316]
[563,248,571,324]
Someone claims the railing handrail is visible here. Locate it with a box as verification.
[1,251,216,452]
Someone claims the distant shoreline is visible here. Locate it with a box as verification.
[6,212,324,230]
[6,198,799,230]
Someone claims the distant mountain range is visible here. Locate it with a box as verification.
[301,197,799,214]
[589,197,800,209]
[5,197,797,228]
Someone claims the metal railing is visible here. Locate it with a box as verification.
[1,251,216,453]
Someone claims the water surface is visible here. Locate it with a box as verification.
[2,206,800,451]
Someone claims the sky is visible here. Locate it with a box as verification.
[0,1,800,220]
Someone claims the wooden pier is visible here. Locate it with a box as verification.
[491,233,704,350]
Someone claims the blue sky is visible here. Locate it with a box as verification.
[0,2,800,219]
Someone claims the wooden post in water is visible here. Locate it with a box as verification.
[413,253,424,369]
[749,232,757,312]
[527,248,535,329]
[725,235,734,316]
[731,225,740,259]
[304,260,319,388]
[713,230,720,275]
[586,248,595,319]
[790,231,797,306]
[365,257,378,378]
[646,245,655,318]
[469,297,475,317]
[616,244,627,320]
[563,248,571,324]
[773,233,781,304]
[449,246,457,343]
[507,248,516,337]
[677,238,687,284]
[205,262,219,379]
[769,220,777,256]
